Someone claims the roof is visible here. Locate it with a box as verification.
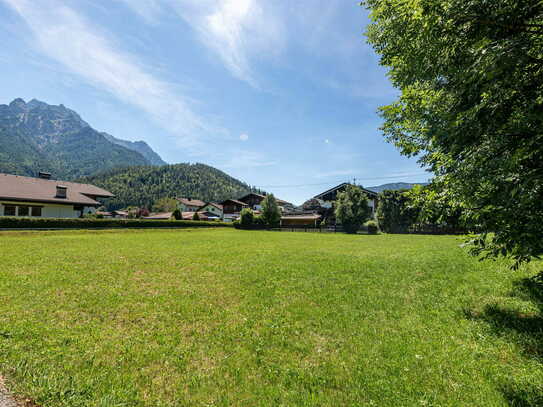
[177,198,206,207]
[221,198,248,206]
[313,183,378,200]
[201,202,223,210]
[281,214,322,220]
[143,212,173,220]
[181,211,211,220]
[238,192,291,206]
[0,173,113,206]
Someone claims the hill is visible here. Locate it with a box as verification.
[80,164,259,210]
[367,182,428,193]
[0,98,165,179]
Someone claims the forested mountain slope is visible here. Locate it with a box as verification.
[80,163,259,210]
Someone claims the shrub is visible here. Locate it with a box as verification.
[171,209,182,220]
[253,215,266,227]
[192,212,200,221]
[335,185,372,234]
[239,208,254,227]
[376,190,418,233]
[261,194,281,227]
[366,220,379,235]
[0,217,233,230]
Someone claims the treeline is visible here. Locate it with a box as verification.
[80,163,262,210]
[377,185,465,234]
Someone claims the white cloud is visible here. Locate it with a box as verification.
[239,133,249,141]
[123,0,285,88]
[2,0,204,144]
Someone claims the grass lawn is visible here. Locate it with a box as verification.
[0,229,541,406]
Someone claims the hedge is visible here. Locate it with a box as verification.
[0,217,233,230]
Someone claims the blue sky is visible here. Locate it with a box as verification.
[0,0,429,204]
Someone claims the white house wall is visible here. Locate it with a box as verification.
[0,201,96,218]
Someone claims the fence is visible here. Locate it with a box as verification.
[276,225,344,233]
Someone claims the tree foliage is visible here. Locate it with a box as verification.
[239,208,254,227]
[376,190,419,233]
[261,194,281,227]
[152,197,178,213]
[80,163,260,210]
[335,185,372,234]
[362,0,543,265]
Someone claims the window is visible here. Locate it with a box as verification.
[31,206,42,217]
[4,205,15,216]
[56,186,67,198]
[18,206,29,216]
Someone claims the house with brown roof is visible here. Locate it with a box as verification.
[238,193,292,212]
[198,202,223,218]
[220,199,248,222]
[176,197,206,212]
[0,172,113,218]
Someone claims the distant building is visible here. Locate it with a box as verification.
[199,202,223,219]
[0,172,113,218]
[176,198,206,212]
[313,183,378,215]
[143,212,173,220]
[220,199,248,222]
[280,213,322,227]
[238,193,291,212]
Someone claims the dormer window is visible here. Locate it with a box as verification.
[56,185,67,198]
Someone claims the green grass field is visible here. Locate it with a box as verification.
[0,229,541,406]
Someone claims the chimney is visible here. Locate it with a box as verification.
[39,171,52,180]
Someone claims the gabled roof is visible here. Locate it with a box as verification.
[221,198,248,206]
[200,202,223,210]
[0,173,113,206]
[313,183,378,200]
[176,198,206,207]
[238,192,291,206]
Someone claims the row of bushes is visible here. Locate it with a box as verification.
[0,217,233,229]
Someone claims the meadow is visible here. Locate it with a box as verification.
[0,229,541,406]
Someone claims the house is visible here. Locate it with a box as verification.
[181,211,215,221]
[112,210,128,218]
[143,212,173,220]
[281,213,322,227]
[221,199,248,222]
[0,172,113,218]
[238,193,291,212]
[176,197,206,212]
[198,202,223,218]
[313,183,379,215]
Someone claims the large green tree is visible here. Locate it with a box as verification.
[335,185,372,234]
[362,0,543,266]
[261,194,281,227]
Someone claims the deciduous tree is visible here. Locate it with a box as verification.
[335,185,372,234]
[362,0,543,266]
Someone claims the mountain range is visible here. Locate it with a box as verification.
[0,98,165,179]
[0,98,427,209]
